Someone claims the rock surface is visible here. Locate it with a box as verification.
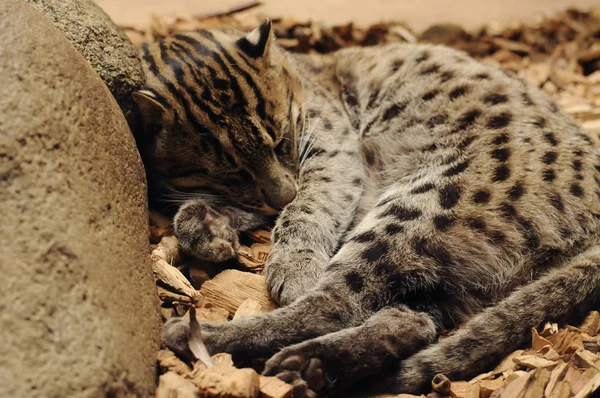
[24,0,145,134]
[0,1,160,397]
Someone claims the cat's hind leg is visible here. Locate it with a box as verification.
[262,305,436,397]
[390,244,600,394]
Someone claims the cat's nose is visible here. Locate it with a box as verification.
[261,178,297,211]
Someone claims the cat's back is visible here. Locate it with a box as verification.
[327,43,600,288]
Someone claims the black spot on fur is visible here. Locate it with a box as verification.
[493,165,511,182]
[382,204,423,221]
[492,133,510,145]
[508,183,525,200]
[543,169,556,182]
[421,64,441,75]
[544,133,558,146]
[320,176,333,183]
[449,85,470,99]
[572,159,583,171]
[411,183,435,194]
[440,70,455,82]
[323,120,333,130]
[345,271,364,292]
[500,203,517,218]
[412,237,454,266]
[457,136,476,151]
[467,217,486,231]
[383,103,407,121]
[422,89,440,101]
[533,117,547,128]
[427,113,449,128]
[542,152,558,165]
[391,59,405,72]
[443,159,470,177]
[473,190,491,204]
[416,51,431,63]
[385,224,405,235]
[570,183,584,197]
[549,193,564,211]
[439,185,462,209]
[362,241,390,262]
[364,149,376,166]
[434,215,453,231]
[353,231,377,243]
[491,148,510,162]
[353,178,362,186]
[483,93,508,105]
[474,72,490,80]
[576,174,584,181]
[453,108,482,133]
[487,112,513,129]
[490,230,506,243]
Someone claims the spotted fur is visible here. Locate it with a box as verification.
[139,20,600,397]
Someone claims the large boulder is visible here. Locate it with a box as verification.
[23,0,145,135]
[0,1,161,397]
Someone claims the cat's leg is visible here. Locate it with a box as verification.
[163,283,373,359]
[175,200,267,262]
[261,305,437,397]
[389,244,600,394]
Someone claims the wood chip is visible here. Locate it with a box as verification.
[449,381,479,398]
[432,374,451,394]
[532,328,553,351]
[259,376,294,398]
[523,368,551,398]
[544,362,568,397]
[157,349,192,376]
[156,372,199,398]
[200,270,277,314]
[189,365,260,398]
[548,381,571,398]
[499,371,533,398]
[573,371,600,398]
[233,298,264,320]
[512,354,558,369]
[247,229,272,244]
[574,350,600,370]
[236,243,271,271]
[563,366,590,395]
[184,303,230,322]
[480,377,506,398]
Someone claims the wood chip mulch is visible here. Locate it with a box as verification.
[131,6,600,398]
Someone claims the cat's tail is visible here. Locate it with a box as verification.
[391,244,600,393]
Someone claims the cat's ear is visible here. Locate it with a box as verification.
[236,18,273,58]
[133,90,171,125]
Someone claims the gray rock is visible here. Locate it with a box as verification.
[23,0,145,134]
[0,1,161,397]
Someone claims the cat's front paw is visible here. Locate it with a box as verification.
[174,201,240,262]
[265,253,324,306]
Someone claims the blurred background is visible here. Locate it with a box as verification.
[95,0,599,31]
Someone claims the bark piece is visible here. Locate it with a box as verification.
[259,376,294,398]
[200,270,277,314]
[233,298,264,320]
[523,368,551,398]
[480,377,506,398]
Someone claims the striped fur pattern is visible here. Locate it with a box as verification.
[139,21,600,397]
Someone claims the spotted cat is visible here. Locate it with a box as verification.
[135,20,600,397]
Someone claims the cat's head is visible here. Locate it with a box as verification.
[134,20,305,215]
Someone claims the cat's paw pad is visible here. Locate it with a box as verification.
[264,353,327,397]
[174,202,240,262]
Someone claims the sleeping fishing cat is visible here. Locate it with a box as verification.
[134,20,600,396]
